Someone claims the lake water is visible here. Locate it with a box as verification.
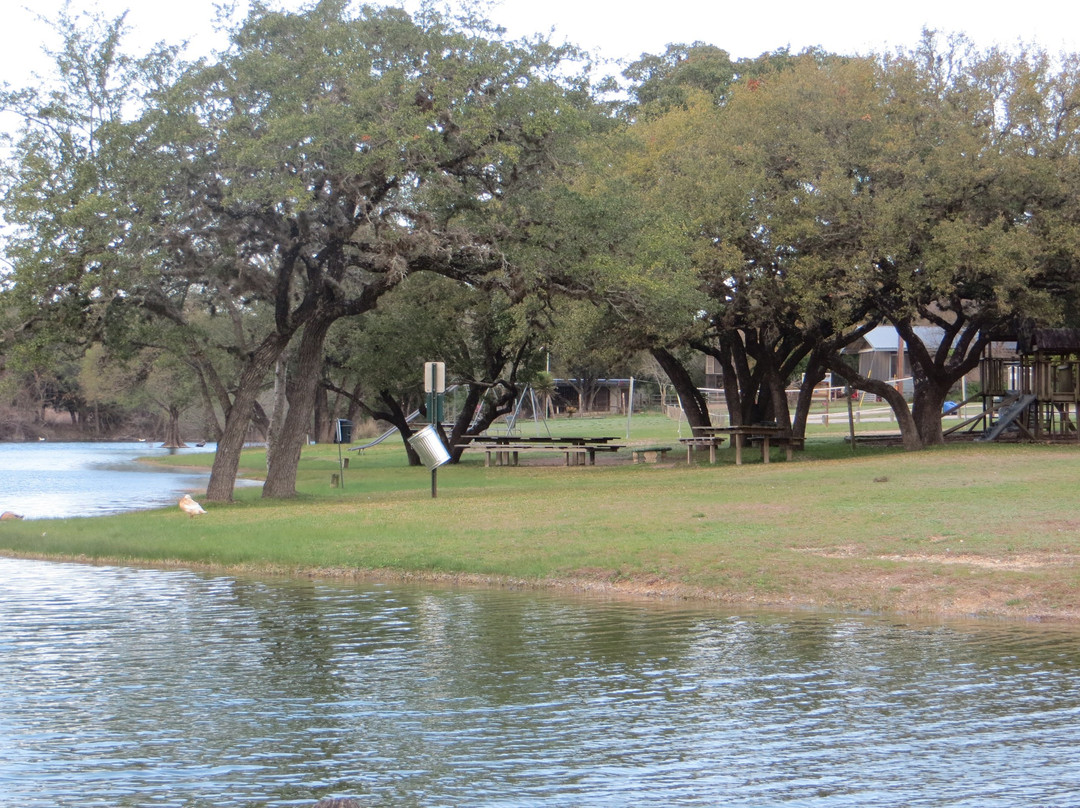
[0,442,246,519]
[2,556,1079,807]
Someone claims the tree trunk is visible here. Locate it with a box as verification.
[792,351,829,440]
[711,346,741,427]
[161,405,187,449]
[345,382,364,423]
[190,350,229,442]
[445,382,518,463]
[585,387,599,413]
[265,350,289,475]
[911,378,952,445]
[313,382,331,443]
[764,364,792,431]
[373,391,421,466]
[651,347,711,430]
[827,354,923,450]
[896,320,987,447]
[263,317,333,498]
[726,337,756,425]
[206,334,290,502]
[448,385,485,463]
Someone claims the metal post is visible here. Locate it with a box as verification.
[847,385,856,452]
[335,419,346,489]
[422,362,448,499]
[896,333,905,393]
[424,362,446,425]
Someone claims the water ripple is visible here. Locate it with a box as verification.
[3,558,1080,806]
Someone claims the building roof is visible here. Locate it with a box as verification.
[1023,328,1080,355]
[858,325,946,352]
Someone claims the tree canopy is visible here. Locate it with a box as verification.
[4,7,1080,473]
[2,1,601,498]
[566,34,1080,447]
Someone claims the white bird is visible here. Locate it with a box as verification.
[178,495,207,517]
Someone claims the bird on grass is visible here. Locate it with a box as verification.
[178,495,207,517]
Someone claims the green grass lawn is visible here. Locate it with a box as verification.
[2,413,1078,621]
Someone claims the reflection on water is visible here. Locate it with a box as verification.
[2,556,1079,807]
[0,442,250,519]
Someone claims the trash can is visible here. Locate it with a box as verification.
[334,418,353,444]
[408,424,451,470]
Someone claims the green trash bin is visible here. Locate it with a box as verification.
[334,419,353,444]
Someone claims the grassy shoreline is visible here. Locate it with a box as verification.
[2,415,1079,622]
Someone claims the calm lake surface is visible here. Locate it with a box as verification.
[2,557,1079,807]
[0,442,242,519]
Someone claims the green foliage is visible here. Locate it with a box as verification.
[331,272,542,405]
[79,342,198,413]
[2,1,604,489]
[622,43,738,111]
[621,43,800,116]
[5,6,1080,461]
[604,34,1080,439]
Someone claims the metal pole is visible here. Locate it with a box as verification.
[431,468,437,498]
[896,333,905,393]
[847,386,856,452]
[336,422,346,489]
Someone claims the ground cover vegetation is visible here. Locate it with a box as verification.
[1,417,1078,620]
[2,3,1080,510]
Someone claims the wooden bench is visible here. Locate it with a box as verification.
[746,434,805,461]
[678,436,726,464]
[568,443,625,465]
[631,446,673,463]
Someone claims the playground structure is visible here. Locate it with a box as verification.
[951,328,1080,442]
[343,331,1080,451]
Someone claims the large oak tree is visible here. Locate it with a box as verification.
[3,1,599,499]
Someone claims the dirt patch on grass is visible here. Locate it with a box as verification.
[795,544,1079,572]
[876,552,1078,571]
[784,545,1080,620]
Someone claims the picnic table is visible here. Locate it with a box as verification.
[677,434,727,464]
[455,436,625,467]
[696,425,800,465]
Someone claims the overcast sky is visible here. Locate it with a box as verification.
[3,0,1080,91]
[2,0,1079,146]
[4,0,1077,246]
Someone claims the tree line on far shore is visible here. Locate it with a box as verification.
[3,2,1079,499]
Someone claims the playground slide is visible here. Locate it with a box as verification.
[976,393,1037,442]
[349,384,468,451]
[348,410,420,451]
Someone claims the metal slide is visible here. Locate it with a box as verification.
[348,410,421,451]
[976,393,1037,442]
